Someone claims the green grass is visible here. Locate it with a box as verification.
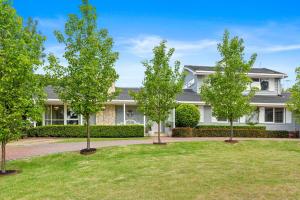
[1,141,300,200]
[56,137,150,143]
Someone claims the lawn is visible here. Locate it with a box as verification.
[56,137,150,143]
[1,141,300,200]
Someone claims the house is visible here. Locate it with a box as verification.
[43,65,299,134]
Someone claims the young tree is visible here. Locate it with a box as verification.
[200,30,257,141]
[287,67,300,121]
[0,0,45,173]
[130,41,185,144]
[45,0,119,153]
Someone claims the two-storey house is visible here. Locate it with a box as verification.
[43,65,299,134]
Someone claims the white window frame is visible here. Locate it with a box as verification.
[264,107,285,124]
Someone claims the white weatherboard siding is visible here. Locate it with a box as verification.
[259,107,265,123]
[286,109,292,124]
[200,106,204,123]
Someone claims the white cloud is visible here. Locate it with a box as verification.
[35,16,65,30]
[252,44,300,53]
[119,35,218,58]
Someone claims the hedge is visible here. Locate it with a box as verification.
[172,127,291,138]
[25,125,144,138]
[195,125,266,130]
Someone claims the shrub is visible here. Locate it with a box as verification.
[175,104,200,127]
[172,127,290,138]
[172,127,193,137]
[195,125,266,130]
[25,125,144,138]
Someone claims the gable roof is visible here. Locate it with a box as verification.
[185,65,286,76]
[115,87,201,102]
[45,86,290,104]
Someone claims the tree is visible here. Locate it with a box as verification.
[130,41,185,144]
[175,104,200,127]
[200,30,257,141]
[45,0,119,153]
[0,0,45,173]
[287,67,300,122]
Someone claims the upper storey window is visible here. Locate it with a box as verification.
[251,78,270,91]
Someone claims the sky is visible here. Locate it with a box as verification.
[13,0,300,88]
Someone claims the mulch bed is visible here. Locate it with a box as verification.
[0,170,21,177]
[80,148,97,155]
[224,139,239,144]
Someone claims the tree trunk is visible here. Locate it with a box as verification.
[86,114,90,150]
[230,119,233,141]
[158,121,161,144]
[1,141,6,173]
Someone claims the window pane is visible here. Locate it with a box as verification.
[260,80,269,90]
[52,105,64,120]
[217,117,227,122]
[45,105,51,120]
[275,108,284,123]
[67,106,78,119]
[52,120,64,125]
[265,108,273,122]
[67,120,79,125]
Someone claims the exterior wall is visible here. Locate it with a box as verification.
[198,105,299,132]
[96,105,116,125]
[183,70,197,92]
[115,105,144,125]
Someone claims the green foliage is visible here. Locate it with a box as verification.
[287,67,300,122]
[172,127,193,137]
[195,125,266,130]
[172,127,290,138]
[44,0,119,148]
[0,0,46,172]
[175,104,200,127]
[130,41,184,142]
[25,125,144,138]
[200,30,257,139]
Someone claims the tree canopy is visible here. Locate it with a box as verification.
[287,67,300,122]
[200,30,257,140]
[130,41,184,143]
[45,0,119,151]
[0,0,46,173]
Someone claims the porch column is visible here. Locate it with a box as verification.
[80,115,83,125]
[143,115,146,135]
[33,121,37,127]
[42,111,45,126]
[123,103,126,125]
[64,103,67,125]
[173,108,176,128]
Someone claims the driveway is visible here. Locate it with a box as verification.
[4,137,300,160]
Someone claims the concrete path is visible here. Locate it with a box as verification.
[4,137,300,160]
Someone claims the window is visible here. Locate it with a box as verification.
[252,78,260,82]
[67,106,79,125]
[260,79,269,91]
[265,108,273,122]
[217,117,227,122]
[51,105,64,124]
[275,108,284,123]
[264,107,284,123]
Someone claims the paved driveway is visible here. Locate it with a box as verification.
[4,137,300,160]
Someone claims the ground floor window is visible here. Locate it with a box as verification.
[264,107,284,123]
[67,106,79,124]
[45,104,79,125]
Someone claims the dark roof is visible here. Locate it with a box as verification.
[45,86,290,104]
[185,65,286,75]
[115,87,201,102]
[251,93,290,104]
[45,86,58,99]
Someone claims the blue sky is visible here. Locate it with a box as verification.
[14,0,300,88]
